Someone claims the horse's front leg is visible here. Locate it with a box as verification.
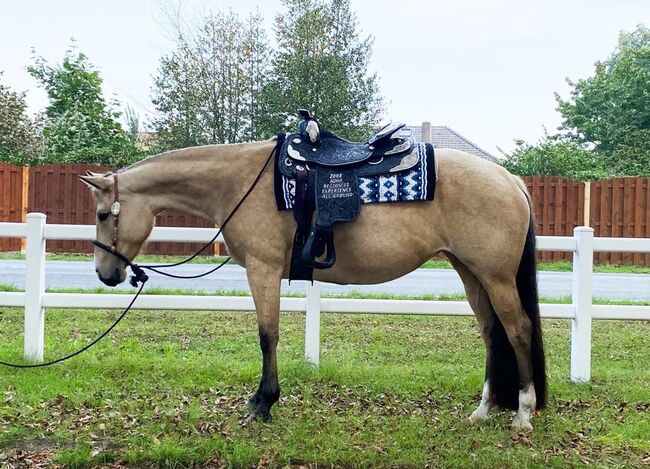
[244,258,283,422]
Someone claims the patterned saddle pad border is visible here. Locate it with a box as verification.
[274,143,436,210]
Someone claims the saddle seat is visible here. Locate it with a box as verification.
[285,109,410,167]
[277,110,419,279]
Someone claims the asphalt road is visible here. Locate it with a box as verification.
[1,260,649,300]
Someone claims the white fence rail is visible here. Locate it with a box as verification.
[1,213,650,382]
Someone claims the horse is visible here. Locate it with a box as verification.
[80,139,546,431]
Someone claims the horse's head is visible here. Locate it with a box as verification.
[80,171,155,286]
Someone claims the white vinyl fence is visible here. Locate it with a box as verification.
[1,213,650,382]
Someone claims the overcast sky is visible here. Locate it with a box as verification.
[1,0,648,156]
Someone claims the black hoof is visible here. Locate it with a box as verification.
[247,392,263,410]
[243,409,271,425]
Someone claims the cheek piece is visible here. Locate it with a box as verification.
[91,173,148,287]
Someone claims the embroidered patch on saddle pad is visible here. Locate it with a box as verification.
[274,142,436,210]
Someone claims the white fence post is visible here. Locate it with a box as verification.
[571,226,594,382]
[24,213,47,361]
[305,281,321,366]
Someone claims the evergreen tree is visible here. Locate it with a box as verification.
[261,0,383,140]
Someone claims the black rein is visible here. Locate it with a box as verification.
[0,143,279,368]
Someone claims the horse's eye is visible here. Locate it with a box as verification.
[97,212,110,222]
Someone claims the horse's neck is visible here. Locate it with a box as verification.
[120,144,268,223]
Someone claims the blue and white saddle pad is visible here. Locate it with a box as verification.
[274,142,436,210]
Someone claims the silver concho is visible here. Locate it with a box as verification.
[110,201,121,216]
[384,139,411,155]
[389,148,419,172]
[287,144,306,161]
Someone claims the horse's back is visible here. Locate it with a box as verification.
[313,148,531,285]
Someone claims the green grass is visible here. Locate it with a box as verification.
[3,251,650,273]
[0,307,649,467]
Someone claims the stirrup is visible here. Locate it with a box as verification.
[302,226,336,269]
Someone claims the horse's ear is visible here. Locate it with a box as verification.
[79,173,113,192]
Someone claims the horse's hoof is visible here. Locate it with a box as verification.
[511,416,533,433]
[247,390,263,410]
[242,410,271,425]
[242,413,257,426]
[468,409,490,424]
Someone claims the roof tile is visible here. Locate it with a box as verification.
[402,124,494,160]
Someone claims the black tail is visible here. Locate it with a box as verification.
[488,210,547,410]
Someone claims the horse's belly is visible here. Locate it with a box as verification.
[313,202,445,285]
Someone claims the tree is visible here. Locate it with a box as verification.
[28,45,141,166]
[0,73,43,165]
[500,133,605,180]
[124,104,140,139]
[261,0,383,140]
[555,24,650,176]
[151,10,270,149]
[151,47,204,149]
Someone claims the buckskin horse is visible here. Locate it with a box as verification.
[80,120,546,432]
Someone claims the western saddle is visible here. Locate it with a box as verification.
[277,109,420,280]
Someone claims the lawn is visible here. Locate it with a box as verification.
[0,308,649,468]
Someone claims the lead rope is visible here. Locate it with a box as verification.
[0,144,279,368]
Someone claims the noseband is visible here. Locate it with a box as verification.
[91,173,148,287]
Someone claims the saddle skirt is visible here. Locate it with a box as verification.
[273,111,436,281]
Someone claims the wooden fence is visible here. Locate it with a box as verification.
[590,178,650,265]
[525,177,585,262]
[1,163,649,264]
[0,164,27,252]
[524,177,649,264]
[2,163,218,255]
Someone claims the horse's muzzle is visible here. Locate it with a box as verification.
[97,267,123,287]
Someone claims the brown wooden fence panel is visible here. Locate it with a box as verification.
[0,163,25,251]
[3,164,650,264]
[590,178,650,265]
[26,163,216,255]
[523,177,650,265]
[28,164,110,253]
[522,177,583,263]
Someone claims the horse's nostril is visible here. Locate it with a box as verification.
[113,268,121,281]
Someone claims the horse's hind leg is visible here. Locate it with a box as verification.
[483,280,537,431]
[447,254,495,422]
[244,258,283,422]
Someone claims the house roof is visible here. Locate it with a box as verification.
[402,124,495,161]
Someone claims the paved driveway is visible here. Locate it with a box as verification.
[1,260,649,300]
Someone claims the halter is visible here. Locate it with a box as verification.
[108,174,121,253]
[91,173,149,287]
